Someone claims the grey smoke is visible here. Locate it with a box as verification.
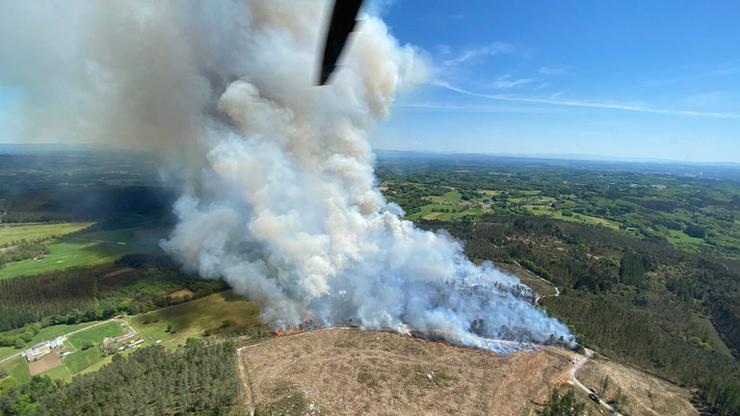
[0,0,574,352]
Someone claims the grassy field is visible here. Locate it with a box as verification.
[689,314,734,358]
[31,321,126,381]
[0,321,99,359]
[66,321,125,349]
[63,347,108,375]
[0,222,93,245]
[0,322,104,384]
[0,226,166,279]
[0,356,30,385]
[39,364,72,381]
[0,346,17,361]
[666,229,705,252]
[2,292,259,382]
[129,291,263,348]
[522,205,619,229]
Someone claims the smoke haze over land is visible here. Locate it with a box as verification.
[0,0,574,351]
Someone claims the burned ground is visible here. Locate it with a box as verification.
[238,328,575,416]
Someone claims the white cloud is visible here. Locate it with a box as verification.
[434,81,740,119]
[442,42,515,67]
[538,66,566,76]
[491,74,535,89]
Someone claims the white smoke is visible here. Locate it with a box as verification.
[0,0,574,352]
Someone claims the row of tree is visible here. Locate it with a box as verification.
[0,255,225,334]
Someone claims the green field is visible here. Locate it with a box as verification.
[31,321,126,380]
[63,346,108,375]
[40,364,72,381]
[129,291,263,347]
[0,346,17,361]
[0,321,99,359]
[666,229,705,252]
[0,226,166,279]
[0,222,93,246]
[66,321,125,349]
[522,205,619,229]
[0,356,30,385]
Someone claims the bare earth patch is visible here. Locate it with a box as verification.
[577,355,697,416]
[28,351,62,376]
[167,288,194,301]
[102,267,136,279]
[238,328,573,416]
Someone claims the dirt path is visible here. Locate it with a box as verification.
[512,264,621,414]
[570,349,623,415]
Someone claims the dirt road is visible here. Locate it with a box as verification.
[570,349,622,415]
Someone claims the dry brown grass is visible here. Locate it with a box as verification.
[238,328,573,416]
[28,351,62,375]
[167,288,194,301]
[577,355,697,416]
[102,267,136,279]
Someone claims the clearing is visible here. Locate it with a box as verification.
[128,291,264,348]
[28,350,62,376]
[576,354,697,416]
[237,328,574,416]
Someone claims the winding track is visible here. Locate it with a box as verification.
[524,267,623,415]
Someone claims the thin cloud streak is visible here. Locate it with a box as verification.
[434,81,740,119]
[394,102,558,114]
[442,42,514,67]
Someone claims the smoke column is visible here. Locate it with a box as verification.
[0,0,574,352]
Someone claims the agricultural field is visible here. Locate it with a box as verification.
[0,321,98,359]
[0,356,30,385]
[0,222,94,246]
[2,290,257,386]
[377,152,740,260]
[129,291,265,348]
[0,225,166,279]
[0,321,117,385]
[62,321,129,377]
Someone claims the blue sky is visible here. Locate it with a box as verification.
[1,1,738,163]
[370,0,740,162]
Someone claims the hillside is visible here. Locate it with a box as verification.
[235,328,697,416]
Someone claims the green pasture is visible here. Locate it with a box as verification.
[0,222,93,246]
[129,291,262,348]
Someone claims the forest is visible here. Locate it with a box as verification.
[376,154,740,415]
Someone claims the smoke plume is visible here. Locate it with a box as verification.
[0,0,574,352]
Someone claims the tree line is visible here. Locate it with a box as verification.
[0,255,226,340]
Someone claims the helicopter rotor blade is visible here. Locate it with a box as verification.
[318,0,364,85]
